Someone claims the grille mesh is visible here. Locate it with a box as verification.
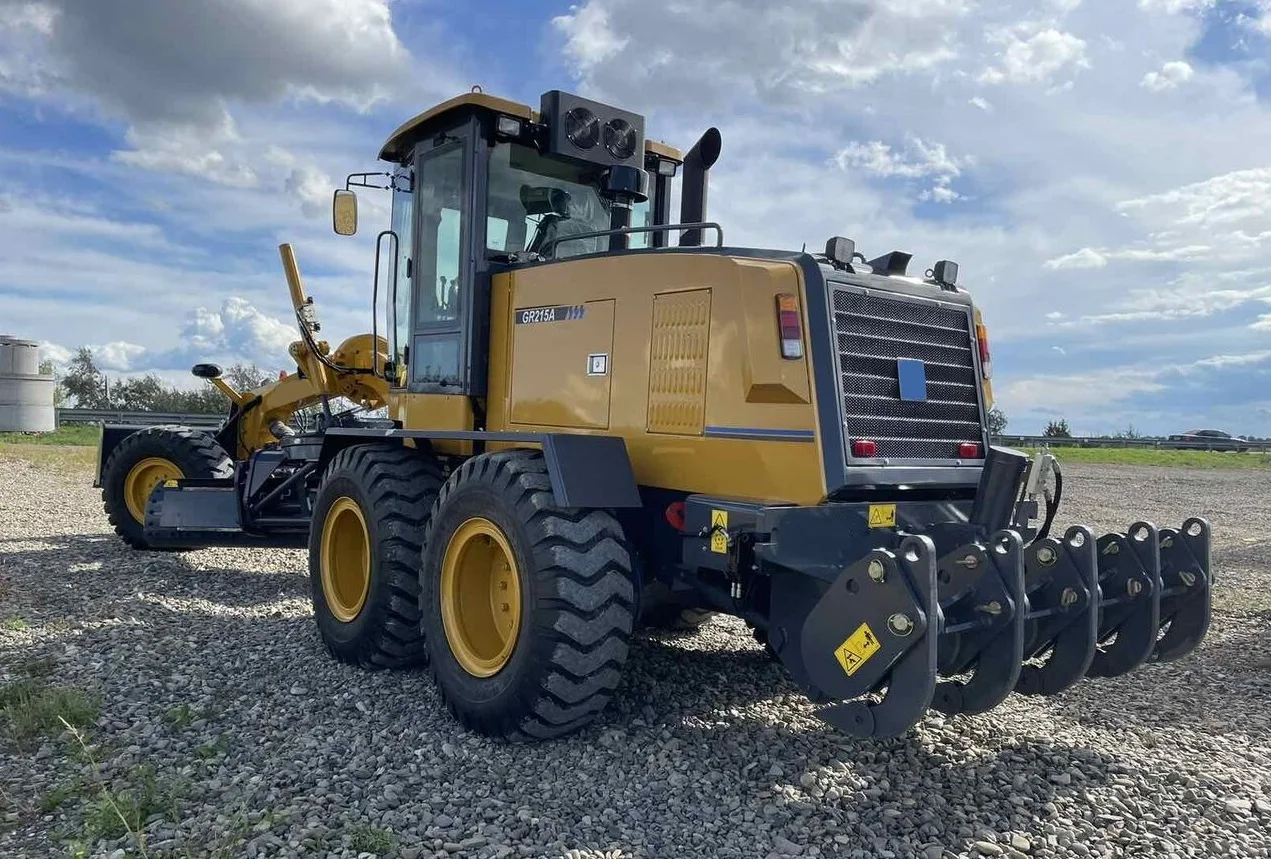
[831,287,984,459]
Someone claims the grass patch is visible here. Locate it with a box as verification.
[2,618,28,632]
[163,703,194,729]
[81,763,183,842]
[0,425,101,446]
[1022,446,1271,470]
[349,823,397,854]
[0,679,98,746]
[0,442,97,473]
[193,734,231,760]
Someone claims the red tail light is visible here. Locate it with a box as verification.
[776,293,804,359]
[851,439,877,457]
[665,501,686,531]
[958,442,982,458]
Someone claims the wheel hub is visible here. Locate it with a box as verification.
[320,497,371,623]
[123,457,183,523]
[441,517,522,677]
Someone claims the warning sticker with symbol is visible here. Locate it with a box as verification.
[834,622,881,676]
[867,503,896,529]
[709,509,728,554]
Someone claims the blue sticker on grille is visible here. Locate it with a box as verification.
[897,358,927,402]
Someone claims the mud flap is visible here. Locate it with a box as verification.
[1015,525,1100,697]
[1152,517,1212,662]
[930,530,1026,716]
[793,535,940,740]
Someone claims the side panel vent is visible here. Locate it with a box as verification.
[647,289,711,435]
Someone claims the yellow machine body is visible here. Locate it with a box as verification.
[388,252,826,505]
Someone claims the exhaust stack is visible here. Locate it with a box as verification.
[678,127,722,247]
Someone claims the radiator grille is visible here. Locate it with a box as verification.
[831,287,984,459]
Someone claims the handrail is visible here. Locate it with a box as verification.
[543,221,724,257]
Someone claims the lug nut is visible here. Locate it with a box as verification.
[1036,546,1056,566]
[887,613,914,637]
[868,559,886,583]
[1061,587,1079,608]
[1127,579,1143,597]
[957,553,979,569]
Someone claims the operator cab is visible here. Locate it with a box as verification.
[331,89,685,399]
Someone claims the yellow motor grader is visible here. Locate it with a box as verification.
[96,88,1213,741]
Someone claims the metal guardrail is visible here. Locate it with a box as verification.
[57,408,225,428]
[47,412,1271,452]
[996,434,1271,453]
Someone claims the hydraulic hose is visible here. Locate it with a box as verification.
[1036,457,1063,540]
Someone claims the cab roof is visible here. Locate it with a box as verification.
[378,90,683,164]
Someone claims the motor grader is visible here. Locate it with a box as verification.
[95,88,1213,742]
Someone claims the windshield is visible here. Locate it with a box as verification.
[486,141,648,259]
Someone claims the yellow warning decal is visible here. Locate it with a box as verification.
[867,503,897,529]
[835,622,881,676]
[164,480,179,488]
[709,509,728,554]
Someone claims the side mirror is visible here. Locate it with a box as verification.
[191,363,223,380]
[333,189,358,236]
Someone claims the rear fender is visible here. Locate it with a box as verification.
[94,424,141,487]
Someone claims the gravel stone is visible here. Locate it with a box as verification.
[1,456,1269,858]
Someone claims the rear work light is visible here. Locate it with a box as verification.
[958,442,982,459]
[851,439,877,457]
[776,293,804,359]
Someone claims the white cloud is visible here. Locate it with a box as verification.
[0,0,412,131]
[1043,247,1107,270]
[549,0,972,111]
[49,298,295,373]
[979,27,1089,86]
[968,96,993,111]
[1141,60,1194,91]
[834,136,970,202]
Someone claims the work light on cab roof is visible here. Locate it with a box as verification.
[91,84,1215,747]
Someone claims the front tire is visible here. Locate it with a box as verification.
[419,449,636,741]
[101,425,233,550]
[309,443,443,669]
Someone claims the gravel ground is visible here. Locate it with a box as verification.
[1,454,1269,859]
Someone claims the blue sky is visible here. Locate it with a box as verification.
[3,0,1271,436]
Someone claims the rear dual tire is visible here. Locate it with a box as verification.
[308,445,636,740]
[309,444,443,669]
[419,450,636,740]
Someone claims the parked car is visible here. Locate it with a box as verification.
[1166,429,1250,452]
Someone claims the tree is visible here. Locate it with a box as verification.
[987,405,1008,436]
[1043,418,1072,438]
[38,359,66,407]
[224,363,275,392]
[62,347,107,408]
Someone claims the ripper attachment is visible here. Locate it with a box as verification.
[764,444,1212,741]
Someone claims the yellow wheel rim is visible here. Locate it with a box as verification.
[320,497,371,623]
[441,517,522,677]
[123,457,183,523]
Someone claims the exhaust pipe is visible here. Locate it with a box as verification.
[678,127,722,247]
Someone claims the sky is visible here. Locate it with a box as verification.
[2,0,1271,436]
